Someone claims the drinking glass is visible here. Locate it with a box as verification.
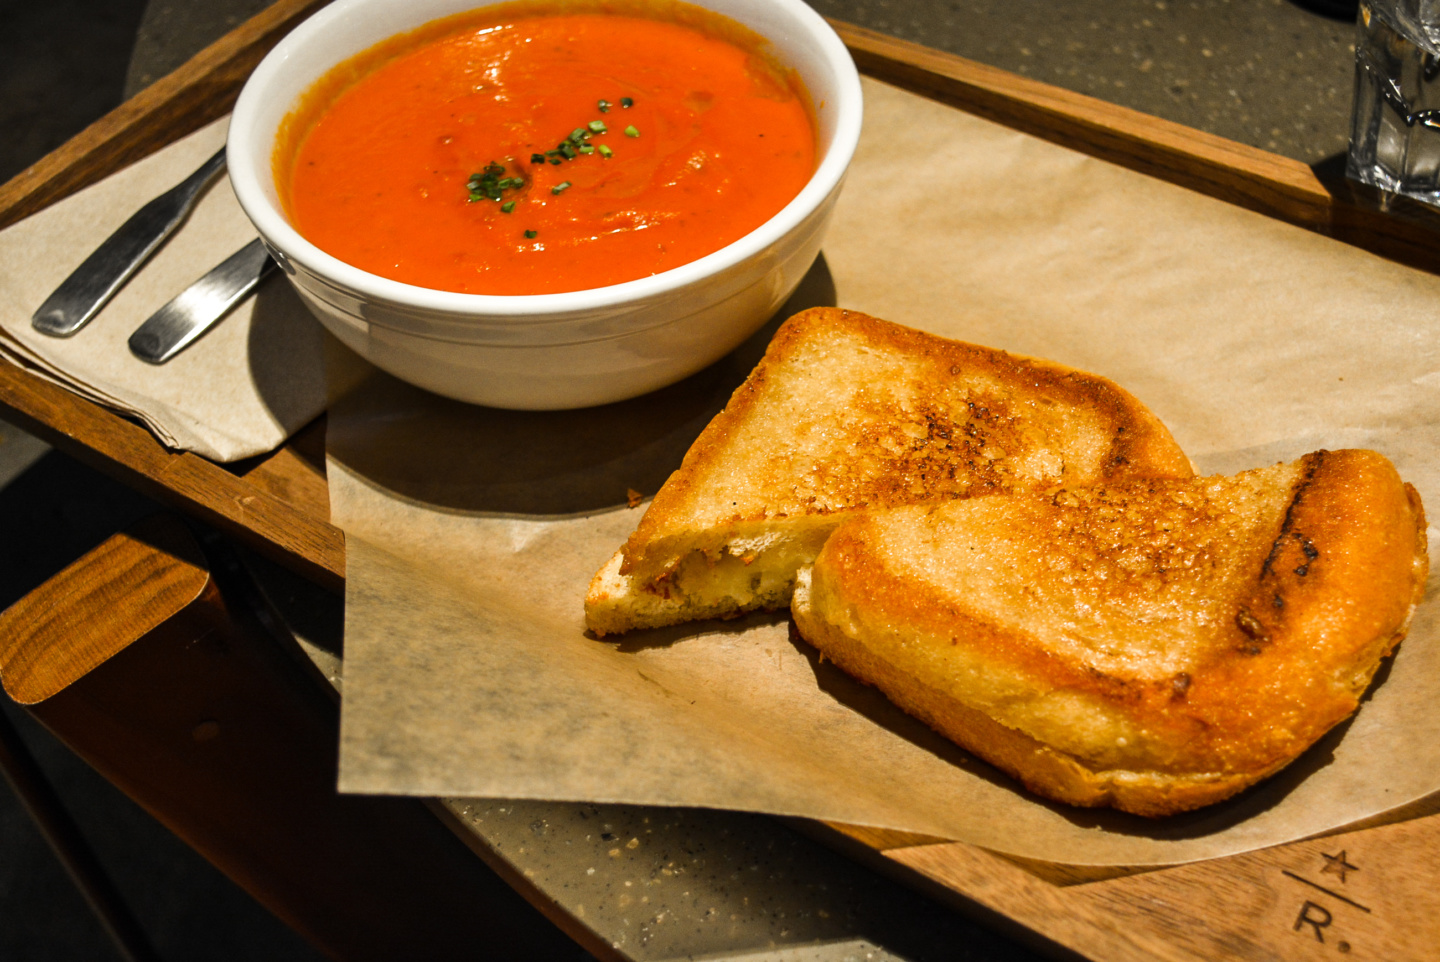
[1348,0,1440,205]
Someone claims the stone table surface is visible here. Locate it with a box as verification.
[807,0,1357,164]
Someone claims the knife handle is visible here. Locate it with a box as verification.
[128,238,278,365]
[32,148,228,338]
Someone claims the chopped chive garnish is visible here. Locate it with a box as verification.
[515,107,631,178]
[524,229,538,238]
[551,181,572,194]
[465,162,524,203]
[501,200,516,213]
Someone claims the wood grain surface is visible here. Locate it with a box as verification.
[0,361,343,590]
[2,8,1438,961]
[0,514,208,704]
[870,813,1440,961]
[1,516,589,960]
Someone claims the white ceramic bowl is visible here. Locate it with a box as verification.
[228,0,861,409]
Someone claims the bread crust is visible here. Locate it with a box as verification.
[793,450,1429,816]
[622,307,1194,581]
[792,600,1265,816]
[589,307,1194,635]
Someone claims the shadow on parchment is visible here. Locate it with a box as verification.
[245,271,334,427]
[787,619,1028,792]
[603,611,1064,809]
[607,608,792,653]
[780,618,1393,847]
[325,254,836,517]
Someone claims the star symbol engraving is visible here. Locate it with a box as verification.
[1320,850,1358,883]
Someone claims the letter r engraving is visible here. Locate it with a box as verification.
[1294,901,1333,942]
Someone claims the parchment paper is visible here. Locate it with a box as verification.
[0,119,329,462]
[330,78,1440,867]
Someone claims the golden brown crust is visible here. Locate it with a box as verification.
[620,307,1193,580]
[794,604,1265,816]
[793,449,1429,816]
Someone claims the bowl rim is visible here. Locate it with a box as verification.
[227,0,863,321]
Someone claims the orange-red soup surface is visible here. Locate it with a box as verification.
[282,11,816,295]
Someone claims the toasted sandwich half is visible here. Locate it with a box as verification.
[585,307,1193,636]
[791,449,1430,816]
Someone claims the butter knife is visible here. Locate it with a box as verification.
[128,239,277,364]
[33,148,227,337]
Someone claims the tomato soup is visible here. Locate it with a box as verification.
[278,3,816,295]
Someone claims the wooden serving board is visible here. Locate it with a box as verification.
[3,3,1438,958]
